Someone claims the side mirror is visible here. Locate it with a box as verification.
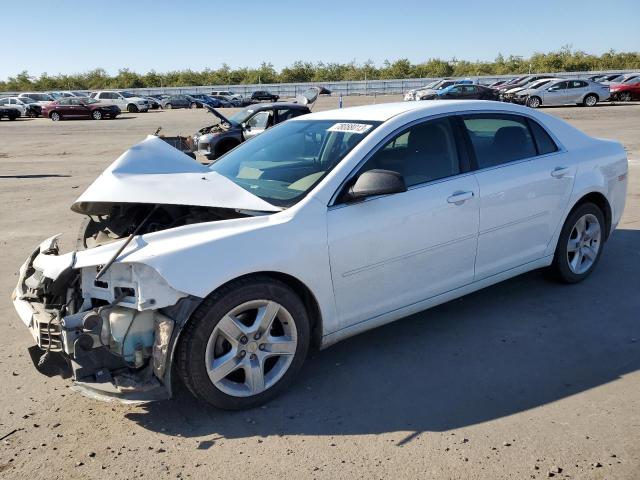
[344,169,406,202]
[242,122,250,131]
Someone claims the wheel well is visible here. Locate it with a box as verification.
[572,192,612,240]
[201,272,323,352]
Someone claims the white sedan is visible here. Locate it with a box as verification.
[12,101,627,409]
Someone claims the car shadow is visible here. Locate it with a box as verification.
[126,229,640,442]
[0,174,72,179]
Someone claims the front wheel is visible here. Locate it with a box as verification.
[50,112,61,121]
[127,104,138,113]
[549,203,605,283]
[176,277,310,410]
[619,91,632,102]
[526,96,541,108]
[190,102,198,109]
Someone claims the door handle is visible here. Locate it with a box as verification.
[447,191,474,204]
[551,167,570,178]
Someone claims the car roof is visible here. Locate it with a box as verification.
[247,102,307,110]
[299,100,540,122]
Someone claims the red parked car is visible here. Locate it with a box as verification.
[609,78,640,102]
[42,97,121,121]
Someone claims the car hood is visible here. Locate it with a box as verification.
[204,104,234,125]
[71,135,282,214]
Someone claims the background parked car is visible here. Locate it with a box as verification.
[17,92,55,105]
[144,96,161,109]
[194,87,319,160]
[42,97,121,121]
[251,90,279,102]
[431,84,500,101]
[523,79,610,108]
[158,95,191,109]
[0,106,20,120]
[609,77,640,102]
[210,90,243,101]
[501,78,557,102]
[208,95,236,107]
[187,94,226,108]
[510,78,562,105]
[89,91,149,112]
[1,97,42,117]
[412,79,474,101]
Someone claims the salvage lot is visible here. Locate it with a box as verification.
[0,96,639,479]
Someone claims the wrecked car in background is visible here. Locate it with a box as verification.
[193,87,319,161]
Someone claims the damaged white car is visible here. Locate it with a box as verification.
[13,100,627,409]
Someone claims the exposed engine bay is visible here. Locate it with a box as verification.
[14,203,249,402]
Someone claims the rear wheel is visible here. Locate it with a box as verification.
[583,94,598,107]
[526,96,541,108]
[176,277,310,410]
[549,203,605,283]
[165,103,172,109]
[91,110,102,120]
[127,104,138,113]
[50,112,61,121]
[190,102,198,109]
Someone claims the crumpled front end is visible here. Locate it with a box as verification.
[12,234,194,403]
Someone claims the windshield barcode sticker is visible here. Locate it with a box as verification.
[328,123,373,134]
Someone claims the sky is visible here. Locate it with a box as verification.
[2,0,639,80]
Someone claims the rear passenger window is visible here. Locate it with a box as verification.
[360,117,460,187]
[527,120,558,155]
[462,114,537,168]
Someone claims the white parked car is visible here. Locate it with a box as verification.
[0,97,28,116]
[211,90,243,100]
[18,92,55,105]
[12,101,627,409]
[89,91,149,112]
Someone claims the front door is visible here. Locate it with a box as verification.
[243,110,272,139]
[542,80,568,106]
[327,116,480,328]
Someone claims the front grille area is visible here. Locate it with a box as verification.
[36,313,63,352]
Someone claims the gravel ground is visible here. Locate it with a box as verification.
[0,96,639,479]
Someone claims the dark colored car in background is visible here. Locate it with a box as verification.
[0,106,20,120]
[159,95,191,109]
[144,97,161,109]
[42,97,121,121]
[187,94,226,108]
[251,90,279,102]
[431,84,500,101]
[18,97,43,117]
[209,95,235,107]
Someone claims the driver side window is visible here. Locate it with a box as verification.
[358,117,461,188]
[247,111,272,129]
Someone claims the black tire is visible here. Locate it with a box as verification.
[176,276,311,410]
[619,91,632,102]
[549,202,605,283]
[91,110,103,120]
[9,116,16,121]
[127,104,138,113]
[583,94,598,107]
[526,96,542,108]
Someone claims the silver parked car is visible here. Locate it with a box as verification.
[521,79,610,108]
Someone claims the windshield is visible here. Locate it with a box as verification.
[209,119,380,207]
[623,75,639,83]
[528,79,552,89]
[81,97,100,104]
[229,107,260,125]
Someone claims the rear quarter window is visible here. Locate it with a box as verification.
[527,119,559,155]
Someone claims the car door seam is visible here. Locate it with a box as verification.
[341,233,477,278]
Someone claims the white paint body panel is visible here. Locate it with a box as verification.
[17,101,628,350]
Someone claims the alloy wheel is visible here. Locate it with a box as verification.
[51,112,60,121]
[566,213,601,275]
[585,95,597,107]
[205,300,298,397]
[92,110,102,120]
[528,97,541,108]
[620,92,632,102]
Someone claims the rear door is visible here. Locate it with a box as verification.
[461,113,575,279]
[566,80,588,103]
